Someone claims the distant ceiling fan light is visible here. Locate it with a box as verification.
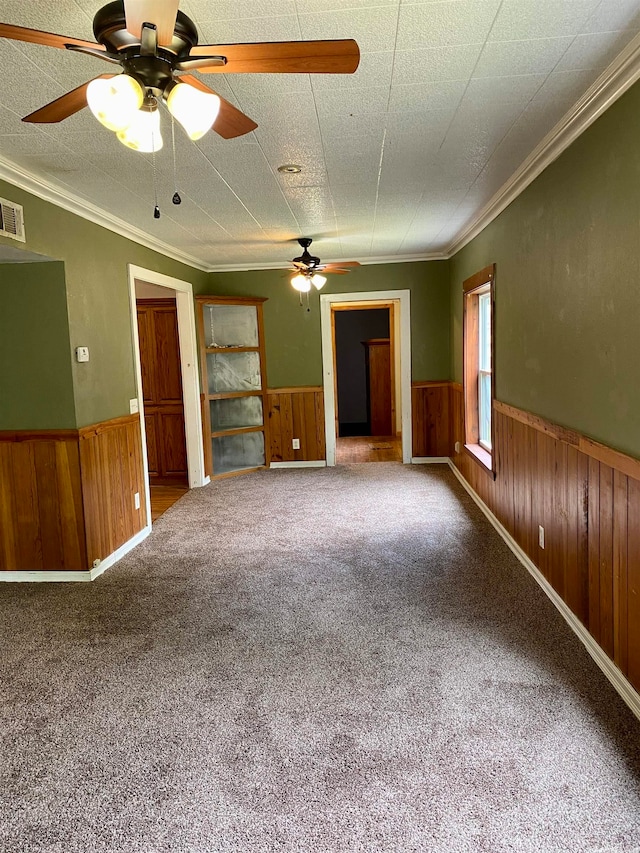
[311,273,327,290]
[291,273,311,292]
[116,105,163,152]
[166,82,220,141]
[87,74,144,132]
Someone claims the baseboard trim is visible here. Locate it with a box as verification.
[447,459,640,723]
[269,460,327,469]
[0,526,151,583]
[411,456,449,464]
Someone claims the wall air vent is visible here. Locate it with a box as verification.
[0,198,25,242]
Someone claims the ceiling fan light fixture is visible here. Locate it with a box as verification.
[311,273,327,290]
[87,74,144,132]
[116,103,163,152]
[291,273,311,293]
[166,82,220,140]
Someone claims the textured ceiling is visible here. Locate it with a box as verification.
[0,0,639,270]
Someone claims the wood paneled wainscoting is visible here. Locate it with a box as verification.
[78,415,147,569]
[0,414,147,575]
[412,381,451,458]
[449,383,640,698]
[267,387,326,464]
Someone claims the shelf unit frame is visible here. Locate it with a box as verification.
[196,295,269,479]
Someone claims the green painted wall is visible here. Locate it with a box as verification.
[0,179,207,428]
[202,261,450,387]
[450,81,640,459]
[0,261,75,429]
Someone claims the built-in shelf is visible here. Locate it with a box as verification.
[196,295,269,479]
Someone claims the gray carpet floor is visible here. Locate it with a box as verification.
[1,463,640,852]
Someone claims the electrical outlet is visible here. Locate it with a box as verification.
[75,346,89,363]
[292,438,300,450]
[134,492,140,510]
[455,441,461,453]
[539,525,545,549]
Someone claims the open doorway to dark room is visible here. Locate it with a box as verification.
[335,307,390,436]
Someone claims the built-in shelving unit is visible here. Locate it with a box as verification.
[196,295,269,479]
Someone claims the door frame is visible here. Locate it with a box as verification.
[127,265,207,525]
[320,289,412,465]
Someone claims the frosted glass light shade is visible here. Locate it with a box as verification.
[291,273,311,292]
[166,82,220,140]
[311,273,327,290]
[117,107,163,152]
[87,75,143,132]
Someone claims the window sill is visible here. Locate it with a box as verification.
[464,442,495,478]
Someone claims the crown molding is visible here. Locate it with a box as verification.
[206,252,447,273]
[0,155,210,272]
[446,32,640,258]
[3,27,639,275]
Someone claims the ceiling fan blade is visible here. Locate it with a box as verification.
[22,75,114,124]
[190,39,360,74]
[323,261,361,268]
[124,0,178,46]
[325,269,349,275]
[179,76,258,139]
[0,22,105,51]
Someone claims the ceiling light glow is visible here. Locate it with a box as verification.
[117,105,163,152]
[291,273,311,292]
[87,74,144,132]
[167,82,220,140]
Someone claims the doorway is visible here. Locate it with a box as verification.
[320,289,412,466]
[127,265,206,529]
[136,284,189,520]
[333,304,400,463]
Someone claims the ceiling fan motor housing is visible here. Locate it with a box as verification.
[93,1,198,55]
[294,237,321,268]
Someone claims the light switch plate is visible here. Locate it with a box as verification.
[75,346,89,363]
[129,398,139,414]
[292,438,300,450]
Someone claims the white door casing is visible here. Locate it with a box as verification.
[127,265,207,530]
[320,289,412,465]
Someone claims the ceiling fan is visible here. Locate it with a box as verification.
[0,0,360,150]
[288,238,360,293]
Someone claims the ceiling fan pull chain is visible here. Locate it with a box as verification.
[152,137,160,219]
[171,114,181,205]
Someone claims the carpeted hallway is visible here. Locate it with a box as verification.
[1,463,639,852]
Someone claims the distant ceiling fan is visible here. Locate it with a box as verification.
[0,0,360,151]
[287,238,360,293]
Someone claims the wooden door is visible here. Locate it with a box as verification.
[136,299,188,485]
[364,338,392,436]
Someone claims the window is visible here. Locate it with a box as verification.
[463,265,495,475]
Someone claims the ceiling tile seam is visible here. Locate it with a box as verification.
[37,131,205,232]
[71,1,97,28]
[430,3,601,248]
[192,141,265,232]
[445,31,640,259]
[420,1,508,247]
[241,7,310,247]
[435,0,506,158]
[216,24,308,247]
[367,0,403,256]
[430,80,552,247]
[8,42,73,99]
[297,1,341,253]
[0,153,210,270]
